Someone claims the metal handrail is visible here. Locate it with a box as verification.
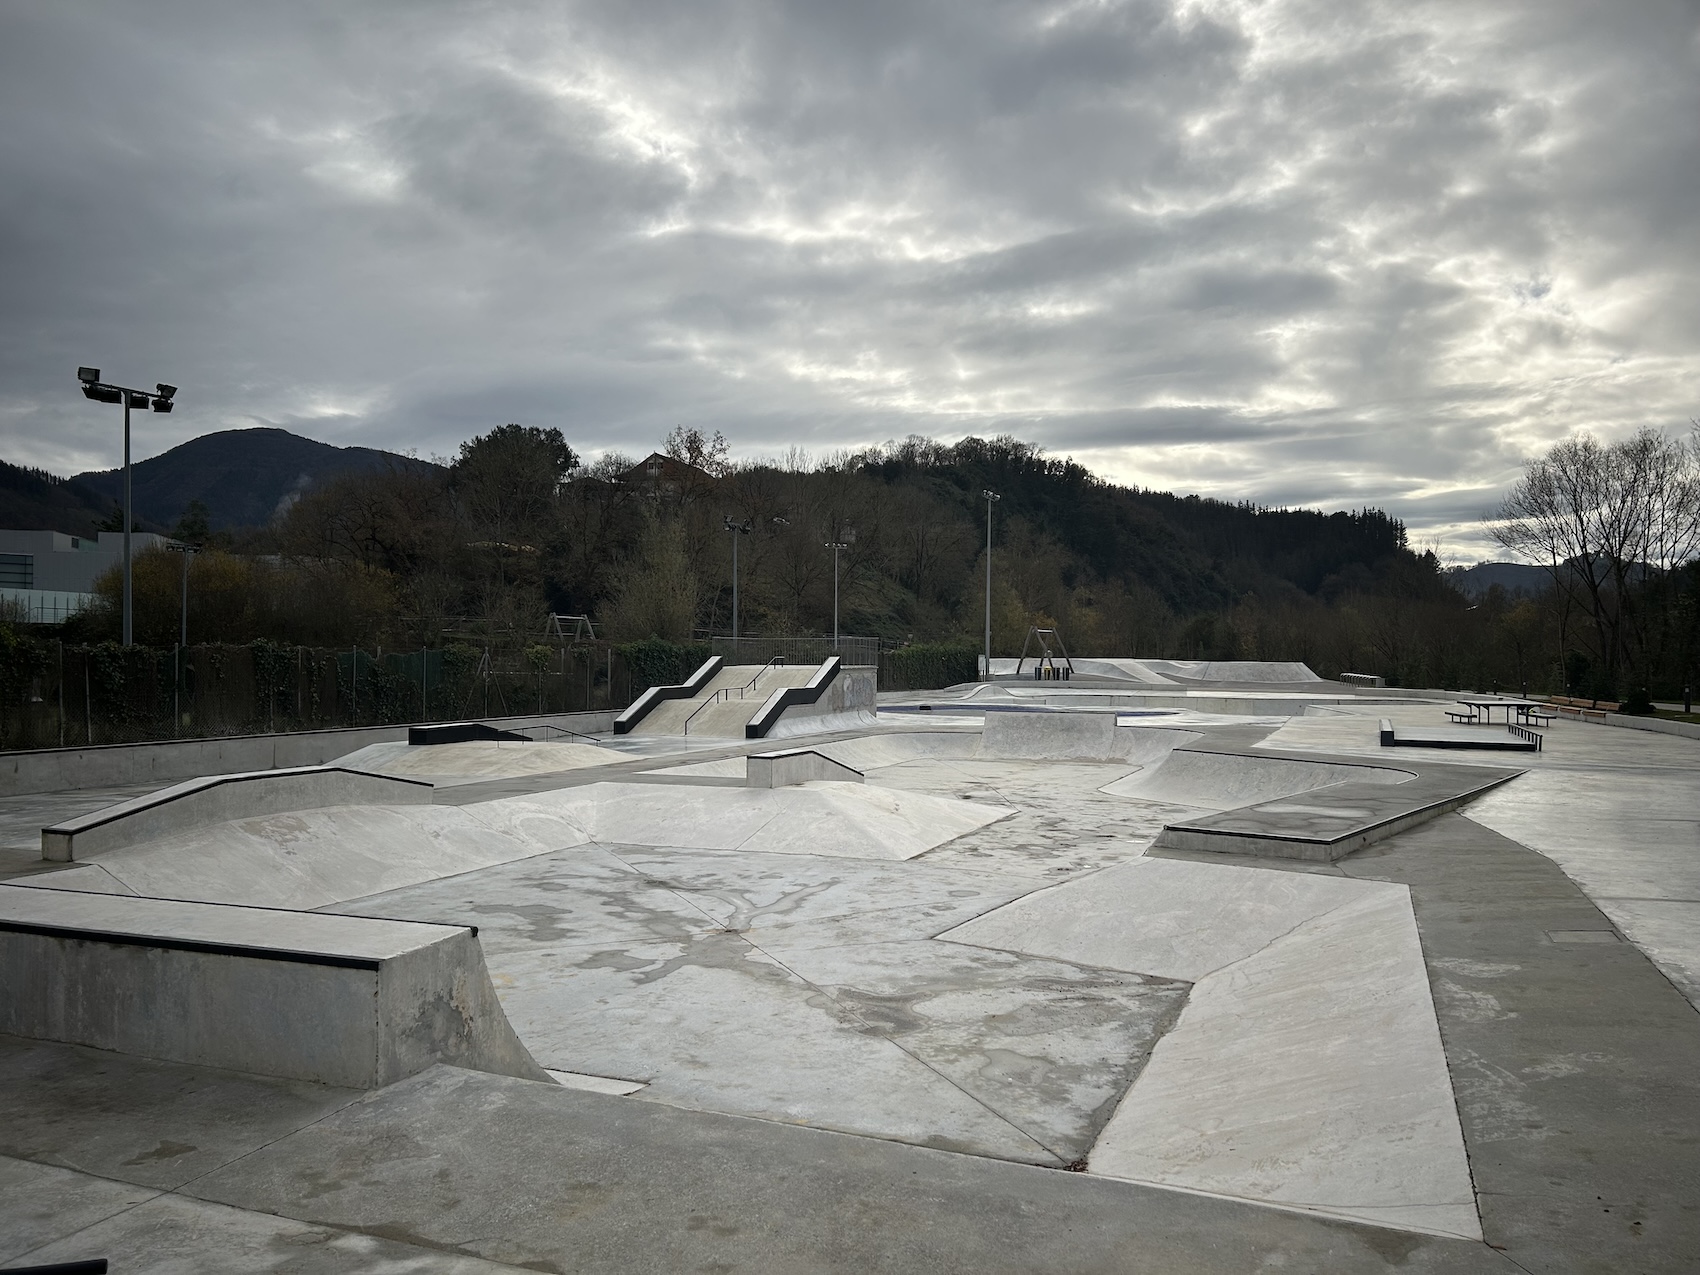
[683,658,786,735]
[510,722,600,743]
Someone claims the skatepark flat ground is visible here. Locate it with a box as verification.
[3,688,1698,1272]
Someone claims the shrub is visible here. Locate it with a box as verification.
[619,637,713,691]
[880,641,979,691]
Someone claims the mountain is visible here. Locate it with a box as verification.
[0,460,119,537]
[71,428,441,531]
[1446,561,1552,598]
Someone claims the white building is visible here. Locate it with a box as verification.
[0,529,173,623]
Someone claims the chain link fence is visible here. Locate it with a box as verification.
[0,640,638,752]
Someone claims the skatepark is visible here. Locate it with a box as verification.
[2,657,1698,1272]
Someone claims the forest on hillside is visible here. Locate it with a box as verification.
[27,424,1700,698]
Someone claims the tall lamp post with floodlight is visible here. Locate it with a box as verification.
[723,516,752,649]
[823,530,855,649]
[76,368,177,647]
[982,489,1000,680]
[165,541,200,732]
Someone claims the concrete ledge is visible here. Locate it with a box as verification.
[1379,721,1541,752]
[42,766,433,863]
[746,658,858,738]
[746,748,865,788]
[1602,713,1700,741]
[0,886,548,1088]
[1152,763,1521,862]
[613,658,723,735]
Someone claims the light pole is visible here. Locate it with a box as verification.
[166,541,200,732]
[723,516,751,648]
[823,529,855,649]
[76,368,176,646]
[982,489,1000,680]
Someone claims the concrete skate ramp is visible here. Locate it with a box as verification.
[336,739,623,782]
[815,731,983,770]
[41,766,432,862]
[980,713,1199,763]
[1136,660,1322,684]
[632,664,822,737]
[538,781,1008,860]
[942,858,1478,1239]
[21,800,595,910]
[0,885,548,1088]
[18,780,1011,909]
[1102,749,1412,810]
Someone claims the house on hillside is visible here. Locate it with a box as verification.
[617,453,717,502]
[0,529,173,622]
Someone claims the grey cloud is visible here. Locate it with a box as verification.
[1,0,1695,555]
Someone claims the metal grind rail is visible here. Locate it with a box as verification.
[683,658,786,735]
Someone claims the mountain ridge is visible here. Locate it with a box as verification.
[67,427,440,532]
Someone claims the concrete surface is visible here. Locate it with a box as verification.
[334,738,624,784]
[0,887,545,1087]
[1091,886,1478,1239]
[0,1041,1509,1274]
[943,857,1477,1237]
[15,779,1011,909]
[1103,747,1411,810]
[1155,811,1700,1273]
[6,692,1700,1270]
[747,661,876,738]
[41,765,433,861]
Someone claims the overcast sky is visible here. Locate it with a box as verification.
[2,0,1696,559]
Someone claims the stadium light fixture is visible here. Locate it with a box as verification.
[74,366,181,646]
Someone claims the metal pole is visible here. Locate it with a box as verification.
[122,396,133,646]
[833,545,840,649]
[179,547,189,647]
[983,494,993,681]
[732,530,740,646]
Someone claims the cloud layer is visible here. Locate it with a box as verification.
[3,0,1696,558]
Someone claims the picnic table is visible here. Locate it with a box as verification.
[1454,698,1544,725]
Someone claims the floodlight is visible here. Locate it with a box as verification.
[125,390,150,409]
[78,367,100,384]
[151,397,174,413]
[154,383,177,400]
[83,384,122,404]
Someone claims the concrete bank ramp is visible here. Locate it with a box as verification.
[19,781,1012,909]
[980,714,1200,763]
[1102,749,1412,810]
[42,766,432,862]
[22,800,595,910]
[335,739,624,783]
[1136,660,1323,684]
[0,885,547,1088]
[942,858,1478,1239]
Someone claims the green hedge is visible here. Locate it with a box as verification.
[880,642,979,691]
[618,637,713,692]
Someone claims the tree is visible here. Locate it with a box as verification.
[663,426,730,476]
[1493,427,1700,691]
[172,500,213,546]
